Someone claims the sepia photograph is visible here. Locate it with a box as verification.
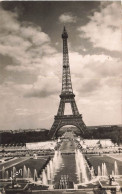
[0,1,122,193]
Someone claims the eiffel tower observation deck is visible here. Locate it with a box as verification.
[48,27,87,138]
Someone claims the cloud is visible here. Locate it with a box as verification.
[79,79,102,94]
[68,51,122,98]
[20,25,50,46]
[0,5,63,98]
[0,6,19,32]
[0,6,55,76]
[24,75,61,98]
[78,2,121,51]
[70,52,121,78]
[59,13,77,23]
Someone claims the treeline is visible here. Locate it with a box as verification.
[79,126,122,145]
[0,126,121,145]
[0,130,50,144]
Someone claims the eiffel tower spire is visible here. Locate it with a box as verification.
[48,27,87,138]
[62,26,73,94]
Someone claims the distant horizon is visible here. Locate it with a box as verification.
[0,123,122,132]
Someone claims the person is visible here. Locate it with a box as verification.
[109,175,112,185]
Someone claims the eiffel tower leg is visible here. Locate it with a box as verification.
[57,100,65,116]
[48,118,62,138]
[75,119,87,133]
[71,100,79,115]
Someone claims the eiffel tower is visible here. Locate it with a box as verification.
[48,27,87,138]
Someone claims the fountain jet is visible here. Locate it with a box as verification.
[75,149,89,183]
[42,169,48,185]
[114,161,119,175]
[23,165,28,178]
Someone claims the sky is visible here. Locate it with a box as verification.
[0,1,121,130]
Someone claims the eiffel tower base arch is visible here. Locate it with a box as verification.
[48,115,86,139]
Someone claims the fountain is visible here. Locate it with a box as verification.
[27,168,32,178]
[47,164,51,181]
[42,169,48,185]
[2,166,5,179]
[53,151,62,175]
[34,169,38,181]
[75,149,89,183]
[114,161,119,176]
[101,163,108,176]
[5,170,9,179]
[49,160,53,176]
[11,170,13,178]
[75,150,81,182]
[52,151,58,172]
[112,170,114,176]
[101,163,104,176]
[99,161,119,177]
[13,166,16,174]
[98,166,101,176]
[104,163,108,176]
[49,151,62,182]
[39,150,63,185]
[23,165,28,178]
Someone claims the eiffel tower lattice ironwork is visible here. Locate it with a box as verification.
[48,27,87,138]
